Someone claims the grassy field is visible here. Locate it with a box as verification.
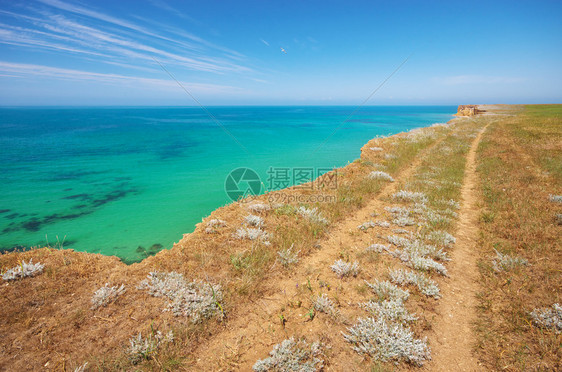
[475,105,562,370]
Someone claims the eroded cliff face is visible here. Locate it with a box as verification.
[456,105,484,116]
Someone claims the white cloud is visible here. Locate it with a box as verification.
[260,38,269,47]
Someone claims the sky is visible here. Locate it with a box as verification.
[0,0,561,106]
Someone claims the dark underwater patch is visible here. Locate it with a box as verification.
[48,170,107,181]
[135,243,165,260]
[155,139,196,160]
[6,186,138,233]
[62,193,92,201]
[0,244,31,253]
[0,209,10,214]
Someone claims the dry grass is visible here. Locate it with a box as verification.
[474,105,562,371]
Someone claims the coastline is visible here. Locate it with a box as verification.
[0,105,468,370]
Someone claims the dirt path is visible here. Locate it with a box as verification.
[191,132,453,371]
[424,123,489,371]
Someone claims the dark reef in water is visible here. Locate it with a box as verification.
[119,243,166,264]
[2,184,138,234]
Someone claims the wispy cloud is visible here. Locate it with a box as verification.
[260,38,269,47]
[0,0,251,74]
[146,0,199,23]
[0,61,243,94]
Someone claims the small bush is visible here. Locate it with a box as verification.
[91,283,126,310]
[358,221,375,231]
[253,338,324,372]
[368,171,394,182]
[385,206,411,216]
[392,228,411,235]
[138,272,223,323]
[277,245,300,268]
[2,259,44,281]
[361,299,417,323]
[426,230,456,248]
[205,219,227,233]
[366,244,389,253]
[245,214,264,227]
[530,303,562,333]
[389,269,440,298]
[235,227,272,244]
[343,317,430,366]
[491,249,528,272]
[313,294,338,317]
[392,216,416,227]
[297,206,328,225]
[392,190,428,204]
[387,236,448,261]
[548,194,562,203]
[365,279,410,302]
[330,260,359,278]
[127,330,174,364]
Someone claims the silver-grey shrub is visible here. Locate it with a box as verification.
[406,254,448,276]
[330,260,359,278]
[313,293,338,317]
[426,230,456,248]
[392,190,428,204]
[361,299,417,323]
[234,227,272,245]
[548,194,562,203]
[358,221,376,231]
[387,236,448,262]
[245,214,264,227]
[358,221,389,230]
[389,269,440,299]
[368,171,394,182]
[530,303,562,333]
[297,206,328,225]
[491,249,528,272]
[138,272,223,323]
[127,330,174,364]
[2,259,44,281]
[365,279,410,302]
[91,283,126,310]
[205,218,227,233]
[253,338,324,372]
[343,317,430,366]
[277,245,300,268]
[366,244,389,253]
[392,216,416,227]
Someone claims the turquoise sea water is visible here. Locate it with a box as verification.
[0,106,454,262]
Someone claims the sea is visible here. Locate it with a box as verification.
[0,106,455,263]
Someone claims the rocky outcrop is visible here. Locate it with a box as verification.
[456,105,484,116]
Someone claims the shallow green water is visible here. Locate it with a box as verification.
[0,106,454,262]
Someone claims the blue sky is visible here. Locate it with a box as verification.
[0,0,561,105]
